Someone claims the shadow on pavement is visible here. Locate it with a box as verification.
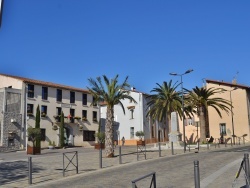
[0,160,44,185]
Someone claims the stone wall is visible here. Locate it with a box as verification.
[1,112,22,152]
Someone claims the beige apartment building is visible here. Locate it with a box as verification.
[175,79,250,145]
[0,73,99,150]
[205,79,250,144]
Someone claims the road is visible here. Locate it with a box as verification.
[0,144,249,188]
[27,146,250,188]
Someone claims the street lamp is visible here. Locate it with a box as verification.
[228,87,237,145]
[170,69,193,153]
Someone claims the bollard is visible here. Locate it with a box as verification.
[119,146,122,164]
[158,142,161,157]
[244,137,245,145]
[28,157,32,185]
[231,138,233,147]
[171,142,174,155]
[198,141,199,151]
[225,138,227,147]
[207,141,209,150]
[76,151,79,174]
[244,153,250,186]
[189,142,191,152]
[194,160,200,188]
[99,147,102,169]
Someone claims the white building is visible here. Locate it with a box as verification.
[100,88,168,145]
[0,73,99,150]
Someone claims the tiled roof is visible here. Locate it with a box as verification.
[206,79,250,90]
[0,73,90,93]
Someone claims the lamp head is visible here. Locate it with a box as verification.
[169,72,177,76]
[185,69,194,74]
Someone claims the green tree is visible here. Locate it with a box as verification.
[186,86,231,142]
[60,111,65,148]
[35,105,41,148]
[88,75,136,157]
[27,127,41,155]
[147,80,183,135]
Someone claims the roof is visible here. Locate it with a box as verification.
[0,73,90,93]
[206,79,250,90]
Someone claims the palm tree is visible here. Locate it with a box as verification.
[147,80,183,138]
[186,86,231,142]
[87,75,136,158]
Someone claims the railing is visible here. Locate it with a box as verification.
[131,172,156,188]
[63,151,78,177]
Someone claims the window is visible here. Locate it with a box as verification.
[41,105,47,117]
[83,130,95,141]
[82,94,87,105]
[82,110,87,120]
[42,87,48,100]
[27,104,34,116]
[56,107,62,122]
[41,128,46,141]
[93,96,97,106]
[57,107,62,116]
[93,111,97,122]
[57,89,62,102]
[70,109,75,123]
[70,91,75,103]
[130,127,134,139]
[27,84,34,98]
[130,109,134,119]
[220,123,227,136]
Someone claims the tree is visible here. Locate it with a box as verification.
[87,75,136,157]
[186,86,231,142]
[27,127,41,155]
[147,80,183,136]
[60,111,65,148]
[35,105,41,149]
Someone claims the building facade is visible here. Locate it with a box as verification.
[206,79,250,143]
[100,89,168,145]
[0,74,100,150]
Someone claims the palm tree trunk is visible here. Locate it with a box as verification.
[105,107,114,157]
[199,106,206,142]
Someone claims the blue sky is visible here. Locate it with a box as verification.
[0,1,249,93]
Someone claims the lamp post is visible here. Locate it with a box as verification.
[228,87,237,145]
[170,69,193,153]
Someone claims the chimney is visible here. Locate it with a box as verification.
[131,87,136,91]
[232,79,237,84]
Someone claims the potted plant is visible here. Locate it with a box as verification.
[52,124,58,130]
[79,125,84,131]
[27,113,34,117]
[82,117,87,121]
[48,141,56,149]
[27,126,41,155]
[94,132,105,149]
[136,131,145,146]
[41,112,46,117]
[53,115,61,122]
[74,116,81,120]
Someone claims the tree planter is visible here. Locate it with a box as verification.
[94,143,105,149]
[27,145,41,155]
[137,140,145,146]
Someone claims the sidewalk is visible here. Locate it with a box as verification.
[0,143,249,187]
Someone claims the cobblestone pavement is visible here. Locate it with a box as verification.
[0,143,249,188]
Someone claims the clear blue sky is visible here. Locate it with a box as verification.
[0,1,249,93]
